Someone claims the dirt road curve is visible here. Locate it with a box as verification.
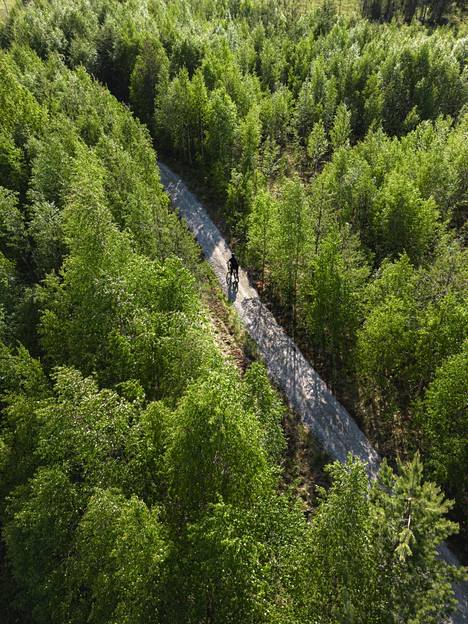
[158,161,467,622]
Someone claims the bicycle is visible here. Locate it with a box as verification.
[226,266,239,288]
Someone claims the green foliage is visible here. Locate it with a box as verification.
[129,35,169,131]
[296,59,337,137]
[299,229,369,378]
[0,187,27,262]
[376,172,439,264]
[306,120,328,171]
[330,102,351,150]
[27,119,79,206]
[243,362,286,462]
[164,368,274,523]
[39,231,211,400]
[170,494,308,624]
[73,489,167,624]
[379,37,465,135]
[0,50,45,143]
[306,457,378,622]
[205,87,239,192]
[357,250,467,452]
[0,253,17,339]
[27,200,65,277]
[304,454,467,624]
[361,0,464,26]
[247,188,277,281]
[0,342,48,401]
[0,345,49,499]
[35,368,136,488]
[370,454,466,623]
[0,2,466,621]
[3,467,82,622]
[170,502,271,623]
[260,86,292,146]
[417,347,468,505]
[0,129,26,192]
[155,67,199,163]
[270,178,308,314]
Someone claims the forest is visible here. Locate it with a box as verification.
[0,0,467,622]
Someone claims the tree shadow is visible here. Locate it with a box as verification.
[241,296,381,478]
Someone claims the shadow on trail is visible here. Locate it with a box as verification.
[241,297,381,477]
[227,276,239,302]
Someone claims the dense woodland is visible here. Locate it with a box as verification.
[0,0,467,622]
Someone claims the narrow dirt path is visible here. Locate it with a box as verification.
[158,161,467,621]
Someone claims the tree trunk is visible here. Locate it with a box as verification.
[404,0,418,22]
[430,0,448,24]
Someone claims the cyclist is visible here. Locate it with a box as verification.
[227,253,239,282]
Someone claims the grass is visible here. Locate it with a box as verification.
[300,0,361,16]
[0,0,15,23]
[200,259,255,370]
[327,0,360,16]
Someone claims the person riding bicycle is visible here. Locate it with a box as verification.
[227,253,239,282]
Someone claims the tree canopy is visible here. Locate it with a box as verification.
[0,0,466,621]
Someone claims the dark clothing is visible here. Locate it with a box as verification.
[228,255,239,279]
